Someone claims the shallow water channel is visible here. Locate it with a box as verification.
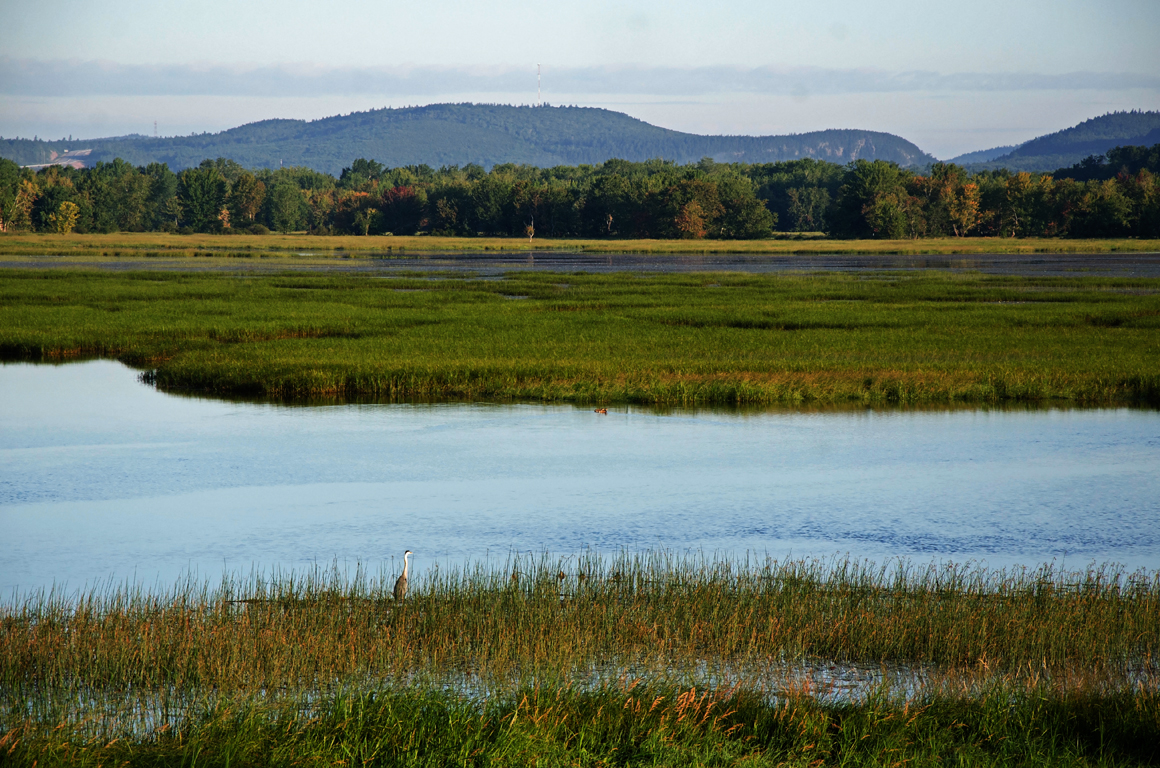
[9,249,1160,277]
[2,360,1159,595]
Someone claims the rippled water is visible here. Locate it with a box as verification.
[2,360,1158,594]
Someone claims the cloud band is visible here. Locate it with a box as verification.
[2,58,1157,99]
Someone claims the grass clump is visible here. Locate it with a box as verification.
[4,684,1159,767]
[2,554,1156,692]
[2,269,1159,405]
[2,554,1157,765]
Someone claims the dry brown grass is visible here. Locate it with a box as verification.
[2,230,1159,257]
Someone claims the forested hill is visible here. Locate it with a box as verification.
[965,111,1160,172]
[0,103,934,174]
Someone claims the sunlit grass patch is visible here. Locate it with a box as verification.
[3,230,1160,256]
[2,268,1158,405]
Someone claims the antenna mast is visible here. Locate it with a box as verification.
[537,64,541,106]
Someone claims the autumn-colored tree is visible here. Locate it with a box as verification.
[947,181,981,237]
[657,179,723,239]
[29,167,83,232]
[911,164,980,237]
[329,190,380,235]
[674,200,707,238]
[8,178,40,232]
[48,200,80,234]
[379,185,426,235]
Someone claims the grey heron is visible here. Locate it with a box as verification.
[394,550,413,602]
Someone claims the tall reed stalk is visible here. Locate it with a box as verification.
[3,554,1156,699]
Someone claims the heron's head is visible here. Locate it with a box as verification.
[404,550,413,556]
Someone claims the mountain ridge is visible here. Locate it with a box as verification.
[0,103,935,174]
[963,110,1160,172]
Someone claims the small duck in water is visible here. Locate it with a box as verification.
[594,408,608,414]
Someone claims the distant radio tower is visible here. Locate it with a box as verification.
[537,64,541,106]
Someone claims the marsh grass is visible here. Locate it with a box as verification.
[5,684,1160,766]
[2,269,1159,405]
[3,554,1156,694]
[2,555,1158,765]
[2,231,1160,257]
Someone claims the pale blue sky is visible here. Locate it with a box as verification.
[2,0,1158,158]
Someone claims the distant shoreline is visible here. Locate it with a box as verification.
[3,231,1159,257]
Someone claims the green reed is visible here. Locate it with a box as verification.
[4,555,1157,765]
[4,675,1159,766]
[3,555,1156,698]
[2,268,1159,405]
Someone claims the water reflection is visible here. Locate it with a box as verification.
[6,249,1160,277]
[2,360,1159,594]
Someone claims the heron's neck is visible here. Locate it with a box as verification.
[403,553,411,578]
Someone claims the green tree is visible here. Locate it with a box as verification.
[338,158,385,190]
[142,163,179,231]
[1068,179,1133,237]
[1122,169,1160,237]
[30,167,85,233]
[1001,172,1055,237]
[785,187,829,232]
[831,160,910,238]
[263,182,308,233]
[84,160,149,232]
[861,192,910,239]
[715,175,775,239]
[177,166,227,232]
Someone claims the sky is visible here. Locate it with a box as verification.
[2,0,1158,159]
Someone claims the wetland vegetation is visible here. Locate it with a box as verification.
[3,230,1160,258]
[2,268,1158,405]
[2,554,1157,766]
[4,234,1159,763]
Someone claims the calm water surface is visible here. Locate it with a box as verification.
[2,360,1158,594]
[8,250,1160,277]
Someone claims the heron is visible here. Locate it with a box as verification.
[394,550,413,602]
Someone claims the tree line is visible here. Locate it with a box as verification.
[1,145,1158,239]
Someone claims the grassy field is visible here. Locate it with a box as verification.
[4,683,1158,766]
[2,555,1157,766]
[1,267,1158,405]
[2,230,1160,257]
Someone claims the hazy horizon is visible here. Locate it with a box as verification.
[3,0,1158,160]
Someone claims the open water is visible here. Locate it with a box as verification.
[2,360,1158,595]
[6,249,1160,277]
